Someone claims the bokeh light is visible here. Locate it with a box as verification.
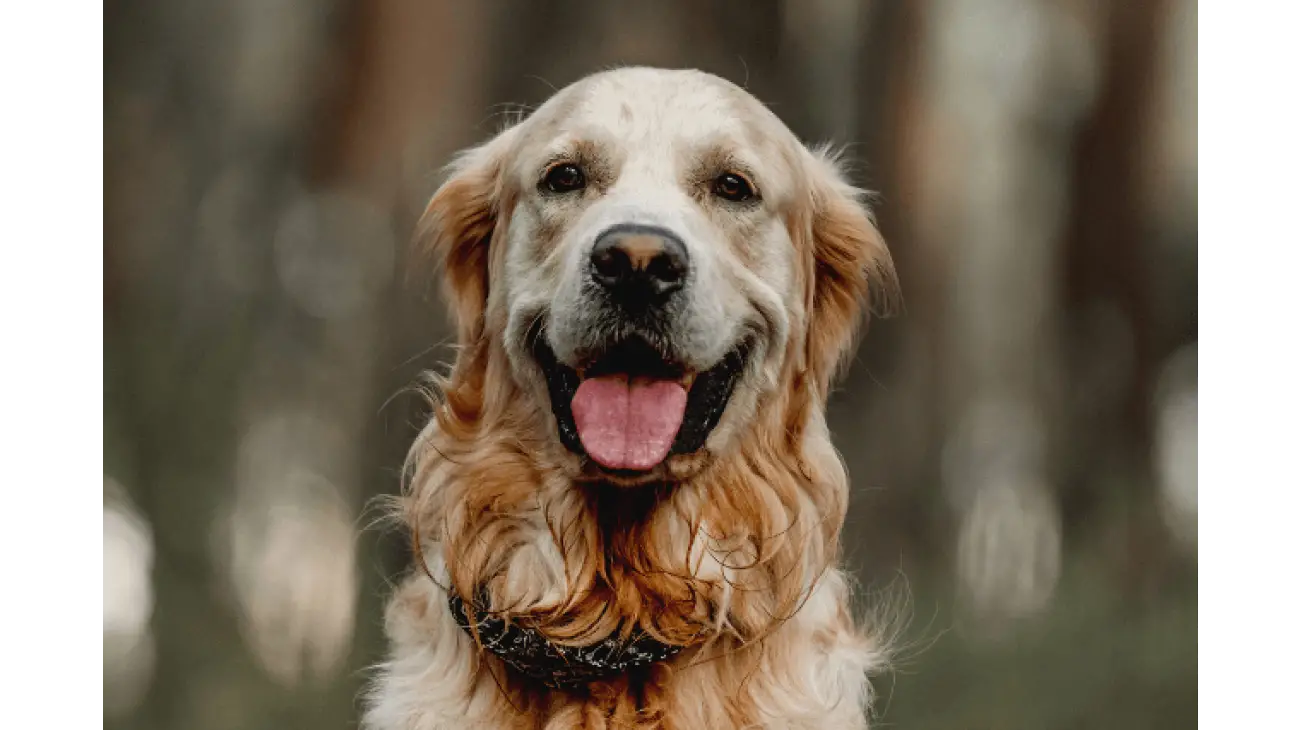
[219,410,360,687]
[1154,343,1197,550]
[104,478,156,718]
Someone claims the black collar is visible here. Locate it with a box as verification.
[448,591,683,690]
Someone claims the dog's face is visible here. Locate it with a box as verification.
[425,68,896,487]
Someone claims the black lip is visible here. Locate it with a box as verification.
[527,322,747,466]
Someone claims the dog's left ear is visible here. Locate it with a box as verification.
[418,125,520,346]
[800,146,902,392]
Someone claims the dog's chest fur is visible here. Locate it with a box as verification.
[363,565,881,730]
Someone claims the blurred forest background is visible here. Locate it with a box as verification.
[104,0,1197,728]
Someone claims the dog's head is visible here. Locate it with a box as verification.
[409,67,897,645]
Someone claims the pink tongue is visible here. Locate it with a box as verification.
[570,375,688,471]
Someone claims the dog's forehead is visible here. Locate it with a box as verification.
[528,68,785,153]
[580,70,744,133]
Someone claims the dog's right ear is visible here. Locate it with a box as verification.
[418,126,520,346]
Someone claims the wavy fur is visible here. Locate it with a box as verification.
[365,68,900,730]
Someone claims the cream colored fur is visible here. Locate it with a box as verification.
[364,67,900,730]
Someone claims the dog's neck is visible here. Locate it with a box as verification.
[447,588,683,689]
[441,479,707,688]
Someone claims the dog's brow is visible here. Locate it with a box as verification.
[537,132,589,160]
[535,135,619,183]
[687,141,761,186]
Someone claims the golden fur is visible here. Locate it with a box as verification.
[365,68,900,730]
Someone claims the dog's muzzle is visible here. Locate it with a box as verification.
[531,325,747,475]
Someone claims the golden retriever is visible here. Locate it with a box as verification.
[365,67,900,730]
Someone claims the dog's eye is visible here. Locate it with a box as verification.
[542,163,586,194]
[712,172,756,203]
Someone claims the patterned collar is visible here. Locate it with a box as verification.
[448,591,683,690]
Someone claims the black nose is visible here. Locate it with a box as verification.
[589,224,689,306]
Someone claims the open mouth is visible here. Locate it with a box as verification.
[529,324,747,474]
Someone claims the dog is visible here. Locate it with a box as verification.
[364,67,901,730]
